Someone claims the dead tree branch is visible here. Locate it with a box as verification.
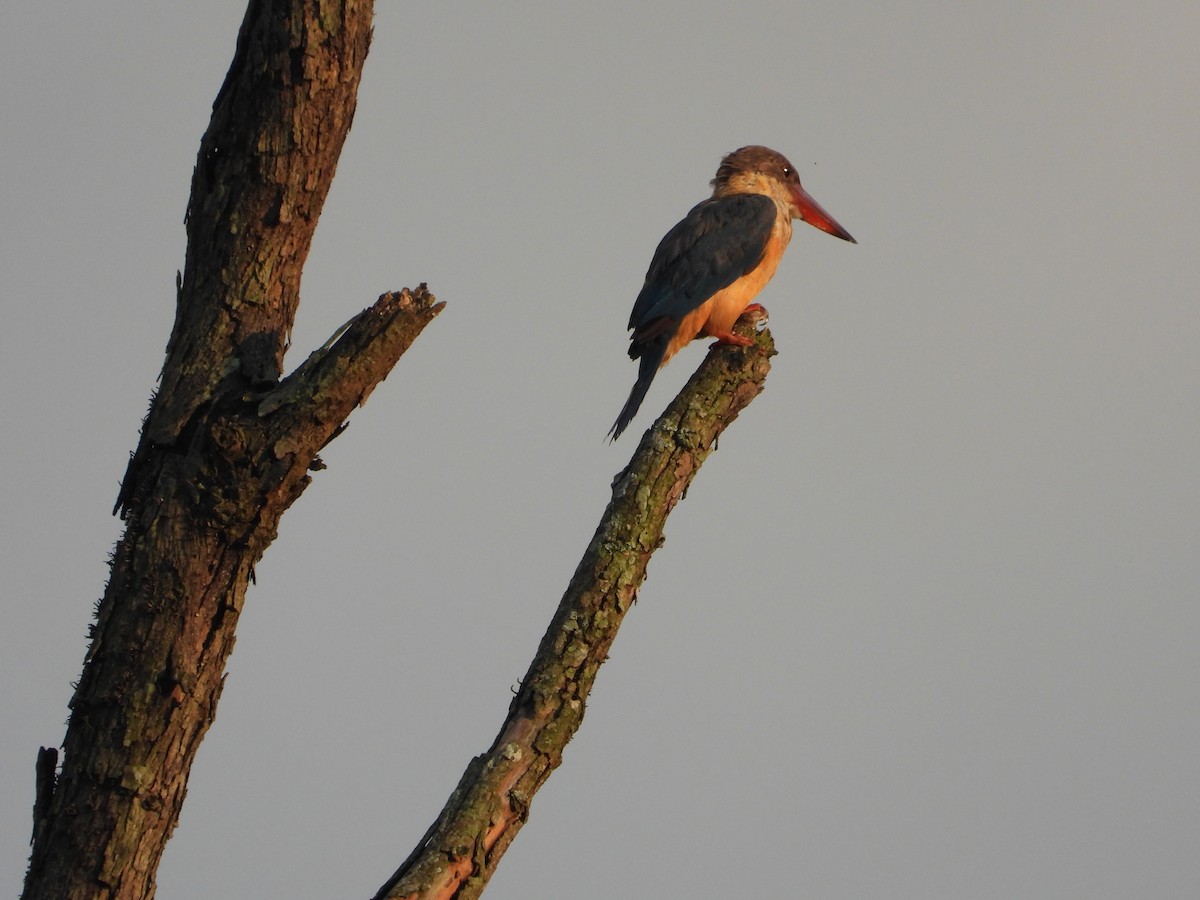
[375,321,776,900]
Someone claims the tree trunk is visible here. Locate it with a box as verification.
[19,3,426,898]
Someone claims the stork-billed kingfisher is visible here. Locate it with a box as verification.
[609,145,855,440]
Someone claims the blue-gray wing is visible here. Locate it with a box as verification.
[628,193,776,338]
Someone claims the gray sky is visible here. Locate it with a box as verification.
[3,2,1199,897]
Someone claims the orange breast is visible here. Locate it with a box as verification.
[661,214,792,364]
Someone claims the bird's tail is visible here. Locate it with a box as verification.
[608,343,666,441]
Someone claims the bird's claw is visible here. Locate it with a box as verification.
[741,303,769,331]
[708,333,755,350]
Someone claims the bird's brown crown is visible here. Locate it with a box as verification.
[711,145,799,192]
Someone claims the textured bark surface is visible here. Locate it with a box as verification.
[19,3,422,899]
[22,3,776,896]
[375,321,776,900]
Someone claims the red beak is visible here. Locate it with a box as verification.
[791,184,856,243]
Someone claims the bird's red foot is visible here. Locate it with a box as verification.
[707,330,755,350]
[742,303,768,317]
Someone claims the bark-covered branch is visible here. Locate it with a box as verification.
[23,2,776,896]
[20,4,423,899]
[132,0,373,464]
[375,320,776,900]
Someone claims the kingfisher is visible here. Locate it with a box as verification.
[608,145,855,440]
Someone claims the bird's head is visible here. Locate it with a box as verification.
[712,145,856,243]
